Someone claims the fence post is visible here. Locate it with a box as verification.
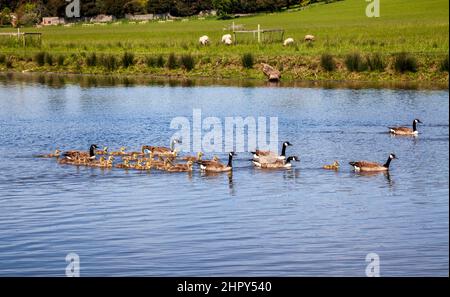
[257,24,261,43]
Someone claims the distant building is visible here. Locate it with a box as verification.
[198,10,217,17]
[125,14,154,21]
[42,17,65,26]
[90,15,115,23]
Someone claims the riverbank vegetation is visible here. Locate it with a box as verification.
[0,0,448,85]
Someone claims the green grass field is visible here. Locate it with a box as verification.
[0,0,448,84]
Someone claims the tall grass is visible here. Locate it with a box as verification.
[100,54,118,71]
[122,52,135,68]
[86,53,97,67]
[366,53,385,71]
[321,53,336,71]
[345,52,368,72]
[146,55,166,68]
[45,53,54,66]
[0,54,5,64]
[34,52,46,66]
[440,56,449,72]
[166,53,178,69]
[180,54,195,71]
[393,52,418,73]
[5,56,13,68]
[241,53,254,69]
[57,55,65,66]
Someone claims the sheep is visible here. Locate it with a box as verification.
[283,37,294,46]
[304,34,315,42]
[222,34,232,43]
[199,35,210,46]
[224,38,233,45]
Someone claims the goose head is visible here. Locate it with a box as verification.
[283,141,293,147]
[389,153,397,160]
[414,119,423,124]
[286,156,300,163]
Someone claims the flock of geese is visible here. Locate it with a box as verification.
[38,119,423,173]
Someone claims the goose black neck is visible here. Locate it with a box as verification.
[384,157,392,168]
[89,146,96,157]
[413,121,417,132]
[227,154,233,167]
[281,144,287,157]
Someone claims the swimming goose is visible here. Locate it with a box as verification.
[253,156,299,169]
[200,152,236,172]
[349,154,397,172]
[115,159,131,169]
[323,161,340,170]
[96,146,109,155]
[197,155,220,165]
[182,152,203,162]
[196,156,220,166]
[166,161,194,172]
[252,141,292,161]
[110,147,127,156]
[146,139,182,156]
[389,119,422,136]
[153,158,172,171]
[62,144,98,161]
[36,149,61,158]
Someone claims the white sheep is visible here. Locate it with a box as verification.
[222,34,232,43]
[304,34,315,42]
[199,35,210,45]
[283,37,294,46]
[224,38,233,45]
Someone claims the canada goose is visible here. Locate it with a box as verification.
[110,147,127,156]
[115,159,131,169]
[123,146,148,157]
[349,154,397,172]
[36,149,61,158]
[166,161,194,172]
[197,155,220,165]
[323,161,340,170]
[62,144,98,161]
[182,152,203,162]
[200,152,236,172]
[252,141,292,161]
[146,139,182,156]
[253,156,299,169]
[89,156,106,167]
[96,146,109,155]
[153,158,172,171]
[389,119,422,136]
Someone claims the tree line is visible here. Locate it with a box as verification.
[0,0,339,26]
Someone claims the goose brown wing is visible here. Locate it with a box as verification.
[389,126,413,133]
[350,161,382,168]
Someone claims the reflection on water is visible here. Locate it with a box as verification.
[1,72,448,90]
[0,75,448,276]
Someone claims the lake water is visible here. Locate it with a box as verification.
[0,75,448,276]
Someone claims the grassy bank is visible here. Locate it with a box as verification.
[0,0,448,85]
